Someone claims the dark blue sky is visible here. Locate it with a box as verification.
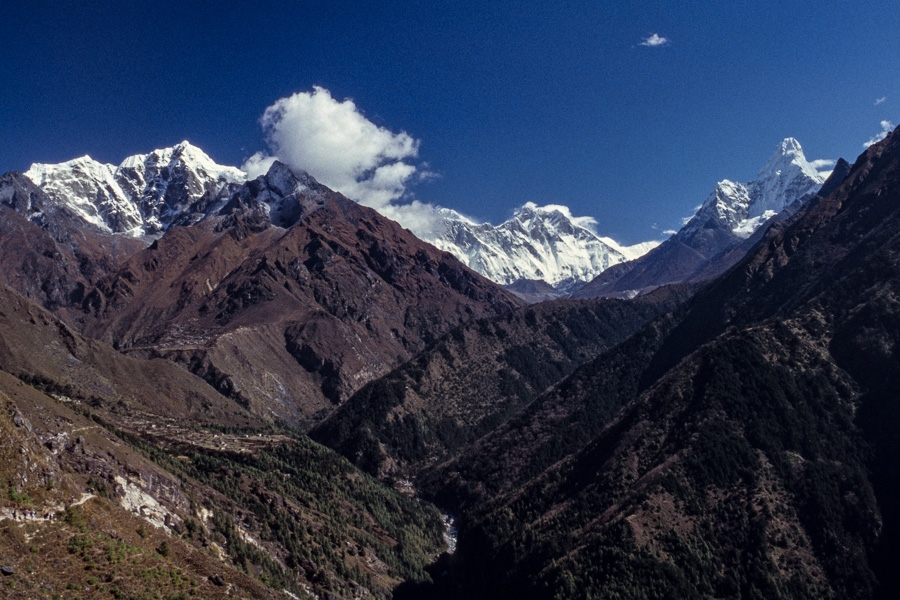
[2,0,898,243]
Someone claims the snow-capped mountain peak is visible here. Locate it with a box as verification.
[120,141,245,182]
[512,202,599,236]
[24,142,247,236]
[687,138,823,240]
[424,202,656,291]
[751,137,824,220]
[757,137,815,178]
[25,155,143,234]
[220,161,330,228]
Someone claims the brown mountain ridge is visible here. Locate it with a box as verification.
[9,162,522,425]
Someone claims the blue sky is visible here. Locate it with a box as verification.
[1,0,898,243]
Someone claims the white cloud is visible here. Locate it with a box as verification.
[521,202,600,232]
[809,158,836,179]
[242,152,277,178]
[242,86,438,234]
[863,120,895,148]
[875,96,887,106]
[809,159,835,169]
[639,33,670,47]
[652,223,678,236]
[373,199,447,238]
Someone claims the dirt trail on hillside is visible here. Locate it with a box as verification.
[0,492,94,523]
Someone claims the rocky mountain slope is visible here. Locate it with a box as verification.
[3,147,523,425]
[426,203,656,291]
[72,162,521,424]
[575,138,828,298]
[0,282,449,599]
[0,172,146,312]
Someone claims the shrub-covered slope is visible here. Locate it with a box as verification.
[392,129,900,599]
[313,286,694,478]
[0,287,447,598]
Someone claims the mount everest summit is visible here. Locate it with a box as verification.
[424,203,657,292]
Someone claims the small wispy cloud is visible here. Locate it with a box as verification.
[863,120,895,148]
[651,222,678,236]
[809,159,835,169]
[639,33,670,47]
[672,205,700,225]
[809,158,836,179]
[875,96,887,106]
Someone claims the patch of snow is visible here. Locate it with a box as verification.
[599,237,661,261]
[733,210,777,238]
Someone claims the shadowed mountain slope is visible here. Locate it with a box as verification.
[383,130,900,599]
[312,285,695,478]
[0,172,146,312]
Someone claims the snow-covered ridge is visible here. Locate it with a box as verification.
[425,203,658,291]
[22,143,649,291]
[25,155,143,235]
[25,141,247,237]
[18,142,658,291]
[599,237,661,262]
